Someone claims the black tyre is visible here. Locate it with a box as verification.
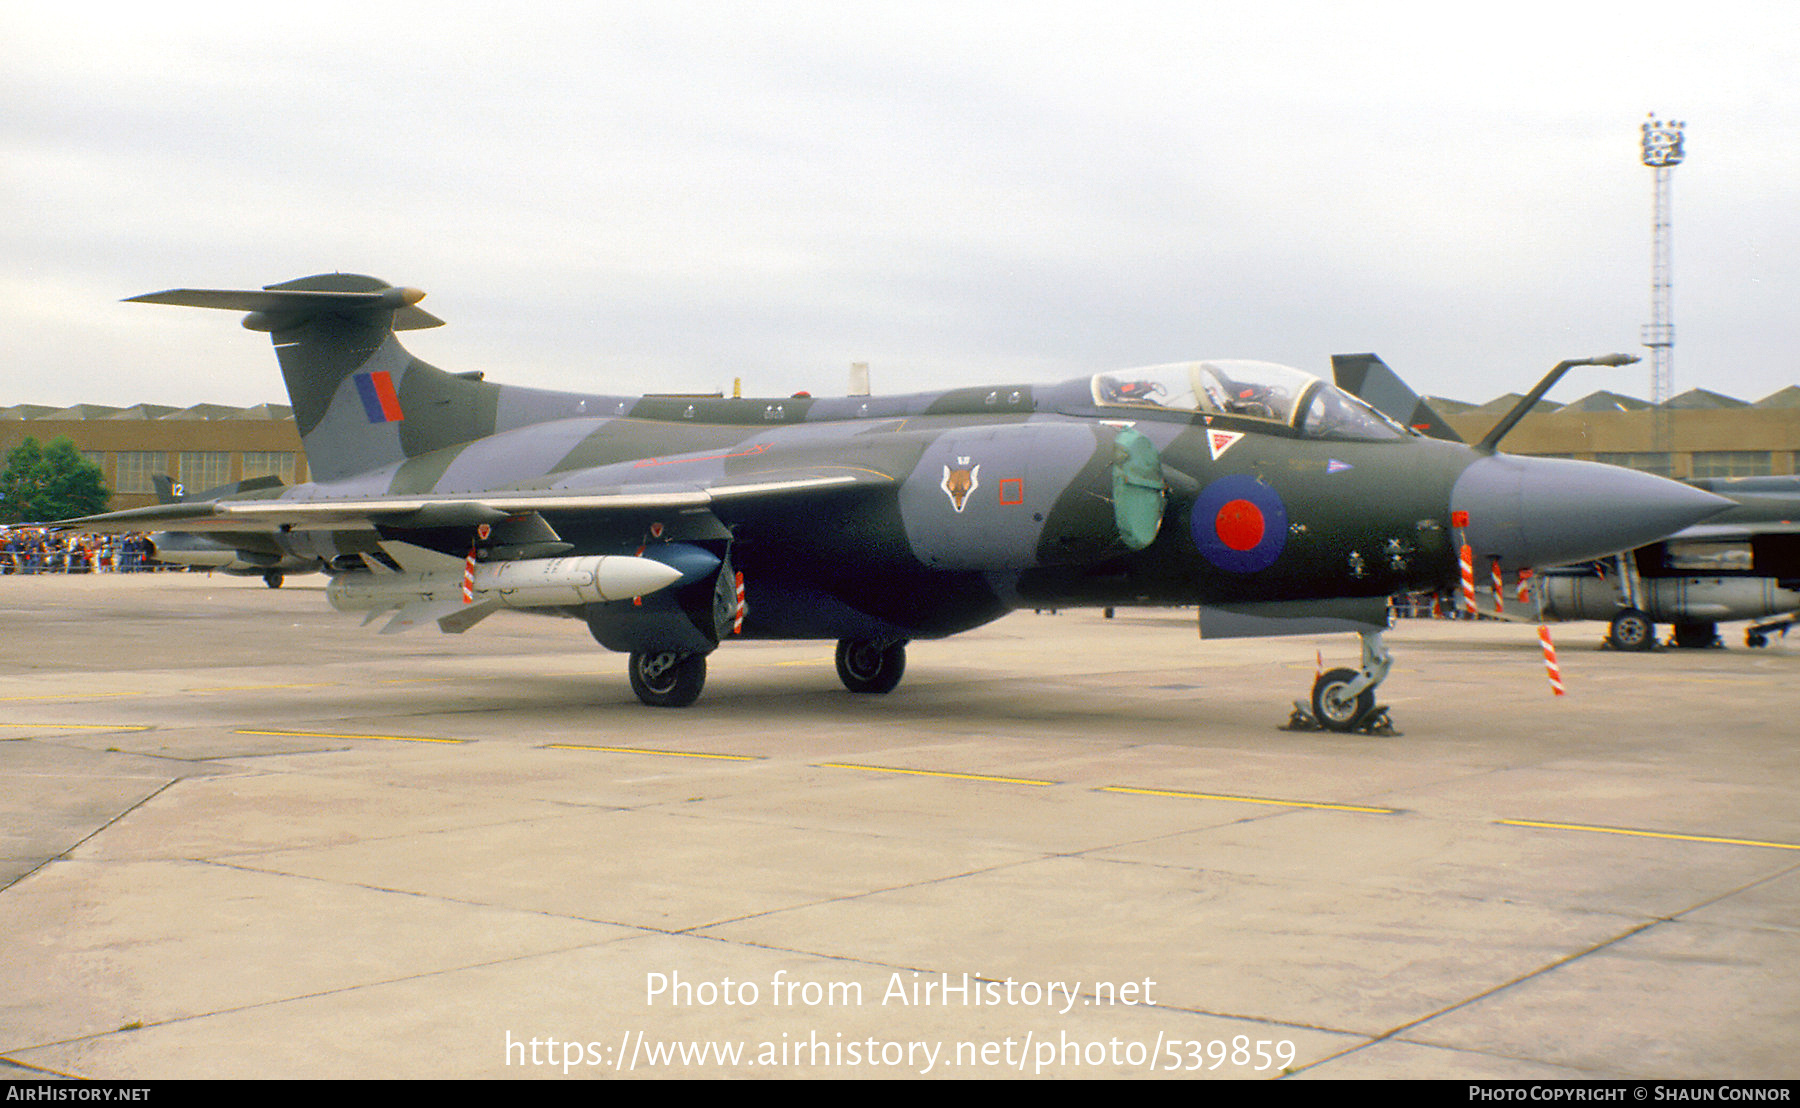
[1672,621,1717,649]
[1607,608,1655,652]
[263,571,284,589]
[1311,667,1372,733]
[628,650,706,708]
[835,639,907,694]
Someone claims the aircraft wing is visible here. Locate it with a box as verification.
[1664,480,1800,540]
[57,472,883,535]
[1669,521,1800,540]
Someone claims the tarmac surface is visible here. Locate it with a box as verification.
[1,572,1796,1080]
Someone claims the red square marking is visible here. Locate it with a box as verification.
[999,478,1025,505]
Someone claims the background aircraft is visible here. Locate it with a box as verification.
[1333,354,1800,650]
[60,276,1727,729]
[144,475,315,587]
[1531,475,1800,650]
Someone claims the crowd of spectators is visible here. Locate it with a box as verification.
[0,529,160,574]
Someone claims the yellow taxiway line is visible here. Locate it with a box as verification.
[0,692,143,702]
[1099,785,1398,814]
[1498,818,1800,852]
[818,762,1055,786]
[0,723,153,732]
[233,728,471,745]
[548,744,762,761]
[186,683,333,693]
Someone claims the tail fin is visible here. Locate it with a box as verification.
[128,275,501,482]
[1330,353,1464,443]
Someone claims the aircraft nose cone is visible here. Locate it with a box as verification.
[1451,455,1731,571]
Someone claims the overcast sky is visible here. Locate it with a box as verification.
[6,1,1798,411]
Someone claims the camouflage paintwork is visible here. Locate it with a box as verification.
[70,274,1732,709]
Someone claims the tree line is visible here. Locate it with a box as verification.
[0,436,111,524]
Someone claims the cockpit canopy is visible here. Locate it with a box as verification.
[1091,360,1408,441]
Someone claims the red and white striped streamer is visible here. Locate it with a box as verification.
[1491,559,1504,616]
[732,572,746,634]
[1539,624,1564,696]
[461,549,477,604]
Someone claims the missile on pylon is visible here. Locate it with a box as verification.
[327,542,685,634]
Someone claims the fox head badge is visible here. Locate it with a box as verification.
[941,458,980,513]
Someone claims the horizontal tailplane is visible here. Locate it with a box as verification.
[127,274,499,483]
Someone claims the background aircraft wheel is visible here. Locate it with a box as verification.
[1747,631,1768,648]
[835,639,906,694]
[628,650,706,708]
[1672,621,1718,649]
[263,571,284,588]
[1311,668,1372,733]
[1607,608,1655,652]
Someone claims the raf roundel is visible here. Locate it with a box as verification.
[1191,475,1288,573]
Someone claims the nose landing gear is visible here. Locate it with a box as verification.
[1286,629,1398,735]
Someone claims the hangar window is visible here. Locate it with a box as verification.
[1691,451,1773,479]
[242,451,297,483]
[1595,452,1673,477]
[114,451,161,494]
[179,451,231,491]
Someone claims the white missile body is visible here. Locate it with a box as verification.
[327,543,684,634]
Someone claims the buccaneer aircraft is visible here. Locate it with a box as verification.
[60,275,1730,729]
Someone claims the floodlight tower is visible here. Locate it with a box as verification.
[1641,113,1685,406]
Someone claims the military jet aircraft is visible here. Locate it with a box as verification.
[60,275,1729,729]
[144,476,315,587]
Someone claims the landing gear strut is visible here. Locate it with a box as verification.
[835,638,907,694]
[1287,629,1397,735]
[628,649,707,708]
[1746,612,1796,648]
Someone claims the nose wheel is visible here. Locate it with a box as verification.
[1310,668,1374,730]
[1286,630,1398,735]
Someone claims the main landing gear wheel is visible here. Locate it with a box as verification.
[1310,668,1373,733]
[1607,608,1655,652]
[835,638,907,694]
[1672,621,1719,649]
[628,650,706,708]
[262,571,284,588]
